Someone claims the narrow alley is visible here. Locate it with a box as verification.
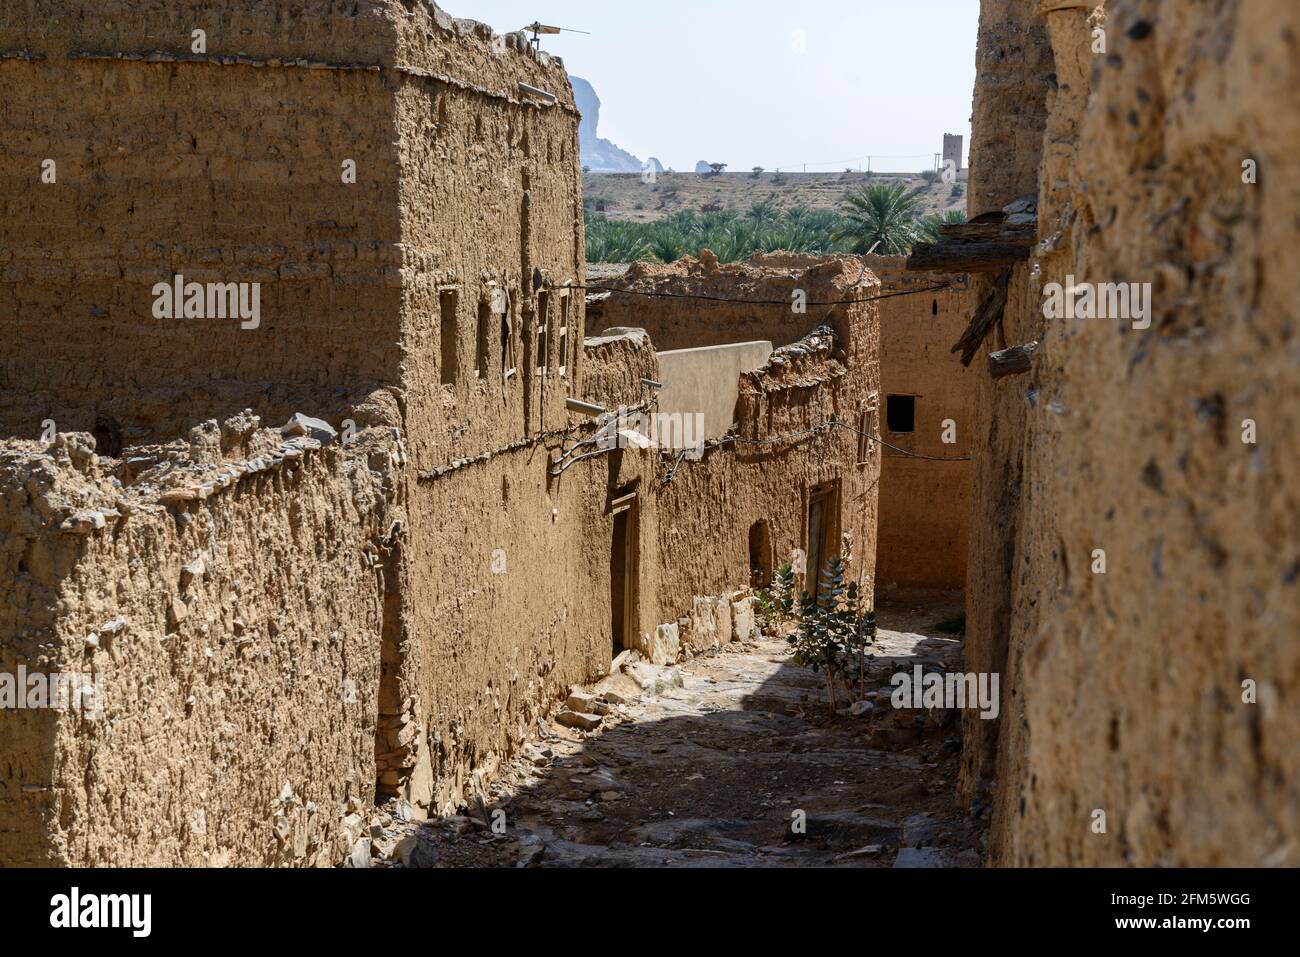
[375,595,985,868]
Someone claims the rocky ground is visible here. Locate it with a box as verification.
[369,594,984,869]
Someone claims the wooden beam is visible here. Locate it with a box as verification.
[989,341,1039,379]
[951,269,1011,367]
[906,240,1031,273]
[937,221,1037,244]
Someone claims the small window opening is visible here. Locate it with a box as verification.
[557,295,569,376]
[500,292,516,380]
[886,394,916,434]
[536,292,549,376]
[439,290,459,387]
[932,299,938,316]
[475,300,492,378]
[857,407,876,462]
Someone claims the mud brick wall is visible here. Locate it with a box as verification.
[963,0,1300,866]
[866,256,973,591]
[0,424,401,866]
[956,0,1055,814]
[0,4,404,444]
[590,255,883,620]
[390,7,585,471]
[995,0,1300,867]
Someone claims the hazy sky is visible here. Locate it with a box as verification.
[445,0,979,172]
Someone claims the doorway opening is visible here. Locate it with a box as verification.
[806,481,841,599]
[610,491,638,656]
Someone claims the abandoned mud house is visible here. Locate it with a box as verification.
[0,2,882,865]
[925,0,1299,866]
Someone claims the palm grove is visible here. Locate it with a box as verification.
[585,182,967,264]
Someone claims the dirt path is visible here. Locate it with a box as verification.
[376,599,984,868]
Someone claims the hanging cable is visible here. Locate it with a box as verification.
[575,280,958,307]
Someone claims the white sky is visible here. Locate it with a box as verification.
[444,0,979,172]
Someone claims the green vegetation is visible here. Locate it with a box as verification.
[585,186,964,264]
[760,558,877,712]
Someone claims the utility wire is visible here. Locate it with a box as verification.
[576,280,958,307]
[655,415,971,485]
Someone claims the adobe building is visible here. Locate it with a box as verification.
[864,255,973,592]
[0,4,881,866]
[934,0,1300,866]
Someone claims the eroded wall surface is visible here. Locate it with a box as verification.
[968,0,1300,865]
[1,3,887,865]
[958,0,1055,813]
[0,413,401,866]
[591,254,883,615]
[0,2,405,444]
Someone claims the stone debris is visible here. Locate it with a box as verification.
[370,612,983,871]
[893,847,948,868]
[281,412,338,444]
[554,710,603,732]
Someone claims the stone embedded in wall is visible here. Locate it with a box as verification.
[641,623,681,667]
[731,595,759,643]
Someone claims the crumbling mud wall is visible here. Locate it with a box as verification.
[0,412,402,866]
[866,256,973,591]
[967,0,1300,865]
[589,254,882,627]
[957,0,1055,813]
[2,3,887,865]
[0,1,605,863]
[0,2,405,444]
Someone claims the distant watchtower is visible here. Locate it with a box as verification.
[942,133,964,172]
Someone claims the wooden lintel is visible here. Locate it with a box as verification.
[937,221,1037,244]
[906,241,1032,274]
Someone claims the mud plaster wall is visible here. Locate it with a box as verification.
[586,253,868,353]
[987,0,1300,866]
[375,1,615,817]
[592,255,883,616]
[957,0,1054,812]
[865,256,973,591]
[0,3,406,444]
[0,427,400,866]
[3,3,887,862]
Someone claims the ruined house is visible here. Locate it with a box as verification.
[0,2,881,866]
[932,0,1299,866]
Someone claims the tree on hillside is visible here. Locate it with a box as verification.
[916,208,968,243]
[707,162,728,176]
[751,166,765,179]
[832,182,926,255]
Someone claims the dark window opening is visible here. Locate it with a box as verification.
[932,299,938,316]
[536,292,549,375]
[439,290,459,387]
[475,301,491,378]
[886,394,916,434]
[501,303,514,379]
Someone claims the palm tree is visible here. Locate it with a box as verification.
[832,183,926,255]
[916,208,968,243]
